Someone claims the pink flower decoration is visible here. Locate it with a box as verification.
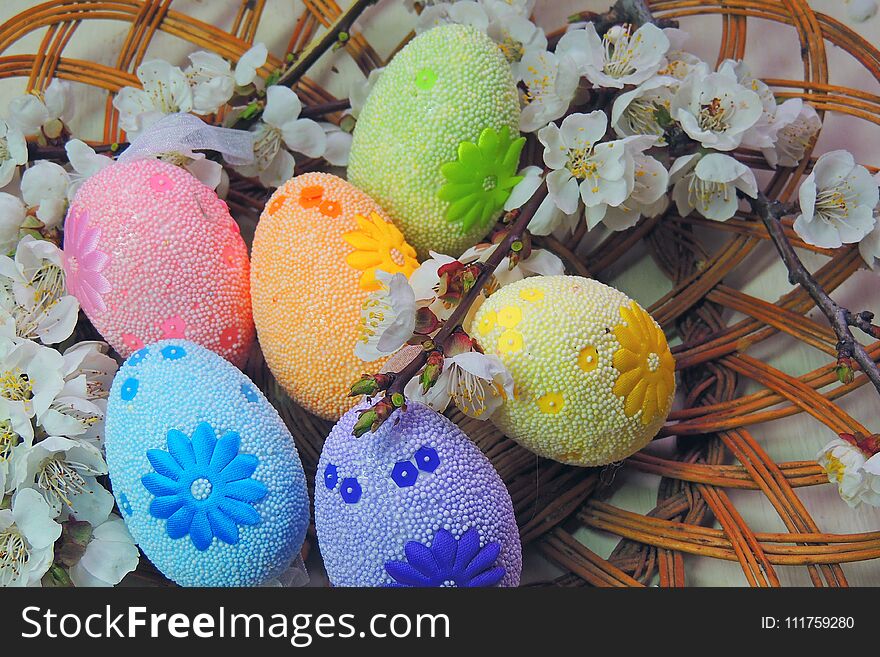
[122,333,145,350]
[149,173,173,192]
[160,316,187,339]
[62,206,112,315]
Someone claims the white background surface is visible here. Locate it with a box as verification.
[1,0,879,586]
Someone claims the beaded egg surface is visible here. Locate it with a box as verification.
[62,159,254,367]
[315,402,521,587]
[348,23,522,257]
[251,172,419,420]
[471,276,676,466]
[104,340,310,587]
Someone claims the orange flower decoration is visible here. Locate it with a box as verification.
[298,185,342,218]
[342,212,419,291]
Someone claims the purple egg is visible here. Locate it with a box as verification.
[315,401,521,587]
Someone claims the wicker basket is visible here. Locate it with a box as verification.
[3,0,879,587]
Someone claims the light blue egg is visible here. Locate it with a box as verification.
[105,340,309,586]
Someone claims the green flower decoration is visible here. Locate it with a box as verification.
[438,126,525,232]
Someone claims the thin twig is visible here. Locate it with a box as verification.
[384,184,550,398]
[749,193,880,396]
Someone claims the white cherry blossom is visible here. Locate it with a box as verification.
[321,122,352,167]
[670,152,757,222]
[847,0,878,23]
[670,67,762,151]
[405,351,513,419]
[0,192,26,255]
[557,22,670,89]
[64,139,113,201]
[517,50,578,132]
[460,240,564,289]
[762,101,821,168]
[0,119,27,188]
[234,85,326,188]
[794,150,878,248]
[12,435,113,525]
[8,79,74,138]
[69,514,139,587]
[0,335,65,443]
[416,1,489,33]
[0,488,61,586]
[20,161,69,228]
[113,60,194,137]
[817,437,878,507]
[603,136,670,231]
[0,236,78,344]
[354,271,417,362]
[537,110,632,228]
[611,76,676,142]
[186,43,268,114]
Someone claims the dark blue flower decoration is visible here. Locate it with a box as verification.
[324,464,338,490]
[161,344,186,360]
[121,378,139,401]
[240,383,259,403]
[129,348,149,366]
[414,446,440,473]
[391,461,418,487]
[141,422,268,551]
[118,492,133,516]
[339,477,361,504]
[384,528,504,587]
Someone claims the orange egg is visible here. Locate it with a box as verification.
[251,173,419,420]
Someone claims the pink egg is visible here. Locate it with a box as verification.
[62,159,254,367]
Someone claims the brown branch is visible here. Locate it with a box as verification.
[748,192,880,396]
[568,0,675,31]
[383,183,550,399]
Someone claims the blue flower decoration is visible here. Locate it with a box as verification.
[391,461,418,487]
[414,446,440,472]
[161,345,186,360]
[324,464,338,490]
[129,348,149,366]
[141,422,268,551]
[384,528,504,587]
[118,492,133,516]
[339,477,361,504]
[121,378,139,401]
[240,383,259,403]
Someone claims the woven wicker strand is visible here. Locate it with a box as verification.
[2,0,878,587]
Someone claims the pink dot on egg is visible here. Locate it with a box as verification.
[160,315,187,339]
[149,173,173,192]
[122,333,144,350]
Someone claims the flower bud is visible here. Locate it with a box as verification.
[414,306,441,335]
[836,356,855,385]
[420,350,444,393]
[352,409,378,437]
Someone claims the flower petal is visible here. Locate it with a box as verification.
[146,448,183,480]
[220,453,258,483]
[218,498,261,526]
[404,540,442,578]
[141,472,180,497]
[149,495,184,519]
[384,560,429,586]
[207,507,239,545]
[431,529,457,574]
[462,541,501,581]
[224,478,268,503]
[166,428,196,468]
[189,510,213,551]
[209,431,241,472]
[466,566,505,587]
[165,504,195,540]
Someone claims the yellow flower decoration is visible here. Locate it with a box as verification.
[497,305,522,328]
[537,392,564,414]
[519,288,544,303]
[497,329,523,354]
[476,311,497,336]
[342,212,419,291]
[612,301,675,425]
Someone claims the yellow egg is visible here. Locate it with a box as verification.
[470,275,675,466]
[251,173,419,420]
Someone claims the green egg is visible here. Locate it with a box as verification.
[348,24,523,257]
